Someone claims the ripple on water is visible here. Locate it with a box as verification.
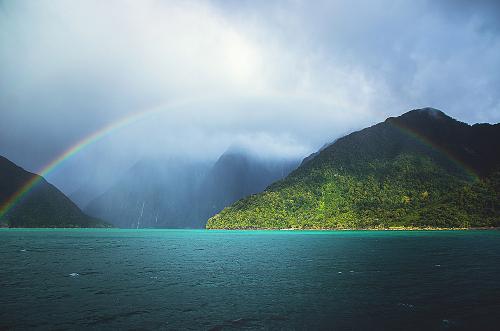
[208,317,260,331]
[85,310,151,327]
[1,229,500,330]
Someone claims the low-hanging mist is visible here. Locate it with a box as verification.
[1,0,500,197]
[83,148,300,228]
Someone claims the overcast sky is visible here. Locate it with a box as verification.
[1,0,500,194]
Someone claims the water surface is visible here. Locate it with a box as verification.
[1,229,499,330]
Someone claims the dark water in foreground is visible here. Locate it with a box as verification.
[1,229,500,330]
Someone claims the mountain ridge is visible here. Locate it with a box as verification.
[207,108,500,229]
[85,149,299,228]
[0,156,109,228]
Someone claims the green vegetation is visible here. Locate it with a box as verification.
[207,109,500,229]
[0,156,110,228]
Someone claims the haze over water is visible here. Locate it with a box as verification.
[1,229,499,330]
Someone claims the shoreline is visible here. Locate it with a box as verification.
[1,226,499,231]
[206,226,500,231]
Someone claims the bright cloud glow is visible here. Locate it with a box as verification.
[1,0,500,194]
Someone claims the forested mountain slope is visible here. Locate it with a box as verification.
[207,108,500,229]
[0,156,108,228]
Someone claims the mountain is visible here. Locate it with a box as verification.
[198,151,299,220]
[300,141,336,166]
[85,158,209,228]
[207,108,500,229]
[84,151,299,228]
[68,161,134,209]
[0,156,109,228]
[69,186,101,210]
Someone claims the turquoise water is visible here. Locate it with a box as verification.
[1,229,500,330]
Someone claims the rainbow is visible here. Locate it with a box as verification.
[388,117,479,181]
[0,99,192,220]
[1,106,480,220]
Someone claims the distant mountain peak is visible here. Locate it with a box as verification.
[208,108,500,230]
[387,107,452,123]
[222,144,262,162]
[218,148,250,160]
[413,107,445,115]
[85,150,299,228]
[0,155,109,228]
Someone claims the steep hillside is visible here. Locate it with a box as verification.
[207,108,500,229]
[85,158,209,228]
[0,156,109,228]
[85,152,298,228]
[198,151,299,220]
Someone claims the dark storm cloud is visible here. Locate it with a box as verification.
[434,0,500,31]
[1,0,499,194]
